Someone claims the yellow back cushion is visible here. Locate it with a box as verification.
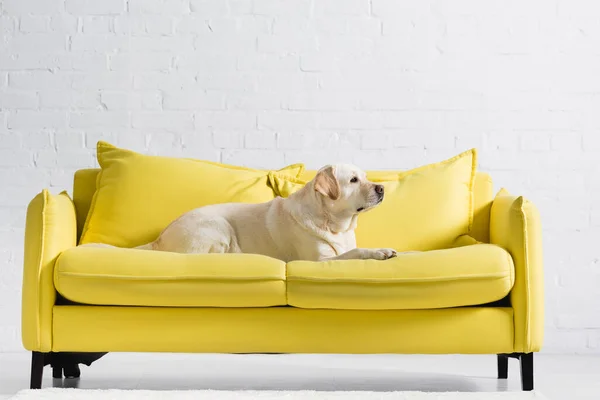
[80,142,304,247]
[271,149,477,252]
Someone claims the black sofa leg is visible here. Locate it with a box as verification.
[29,351,107,388]
[30,352,44,389]
[51,353,62,379]
[497,353,534,391]
[520,353,534,391]
[497,354,508,379]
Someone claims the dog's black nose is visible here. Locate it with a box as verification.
[375,185,384,195]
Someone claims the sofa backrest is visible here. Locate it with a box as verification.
[72,169,493,244]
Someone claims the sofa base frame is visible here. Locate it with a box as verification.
[497,353,534,391]
[30,351,534,391]
[30,351,107,389]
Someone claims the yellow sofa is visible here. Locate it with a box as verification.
[21,165,544,391]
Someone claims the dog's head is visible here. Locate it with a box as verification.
[313,164,384,216]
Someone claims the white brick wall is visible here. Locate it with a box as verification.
[0,0,599,354]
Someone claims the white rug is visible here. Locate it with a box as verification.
[10,389,548,400]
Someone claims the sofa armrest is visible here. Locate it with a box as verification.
[490,188,544,353]
[22,190,77,352]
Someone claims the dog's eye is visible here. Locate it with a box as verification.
[350,177,358,183]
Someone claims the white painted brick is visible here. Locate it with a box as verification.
[100,91,161,110]
[113,16,146,35]
[55,150,96,168]
[134,72,196,90]
[257,34,317,54]
[197,73,257,91]
[256,73,318,92]
[49,168,79,188]
[141,92,163,110]
[129,0,190,15]
[313,0,370,16]
[65,0,125,15]
[591,211,600,227]
[131,36,194,53]
[7,33,66,53]
[50,15,79,33]
[1,53,107,71]
[551,132,582,151]
[286,92,358,111]
[222,149,285,169]
[300,54,340,72]
[391,130,452,150]
[189,0,230,16]
[110,54,172,71]
[319,112,382,130]
[253,0,311,17]
[84,131,118,148]
[520,132,551,151]
[174,16,210,34]
[147,133,183,155]
[55,131,85,149]
[8,111,66,129]
[237,55,299,71]
[484,131,519,151]
[212,131,245,148]
[40,90,99,109]
[583,132,600,151]
[358,91,419,111]
[0,149,33,167]
[0,132,20,148]
[100,92,140,110]
[72,72,131,90]
[0,90,38,109]
[1,17,16,34]
[82,16,113,34]
[2,0,63,15]
[229,0,253,15]
[132,112,193,130]
[194,35,256,55]
[143,16,175,35]
[226,93,281,110]
[360,132,393,150]
[19,16,50,33]
[0,187,41,207]
[21,132,53,149]
[69,111,130,128]
[163,90,225,110]
[258,111,318,130]
[0,207,26,228]
[195,111,256,130]
[244,131,276,149]
[208,17,272,35]
[71,35,130,52]
[175,54,237,72]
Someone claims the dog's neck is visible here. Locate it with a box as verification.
[288,182,357,235]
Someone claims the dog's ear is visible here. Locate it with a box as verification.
[314,165,340,200]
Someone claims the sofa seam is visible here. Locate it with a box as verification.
[286,273,510,283]
[56,271,286,282]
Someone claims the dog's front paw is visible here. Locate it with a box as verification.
[370,248,397,260]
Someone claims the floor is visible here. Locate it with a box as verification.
[0,353,598,399]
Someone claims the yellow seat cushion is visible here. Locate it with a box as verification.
[79,141,304,248]
[54,247,287,307]
[287,244,514,310]
[271,149,477,252]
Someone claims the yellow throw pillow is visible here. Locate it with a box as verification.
[271,149,477,252]
[80,141,304,248]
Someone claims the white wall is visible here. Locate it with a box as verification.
[1,0,599,353]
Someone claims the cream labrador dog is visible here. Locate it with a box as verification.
[120,164,396,262]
